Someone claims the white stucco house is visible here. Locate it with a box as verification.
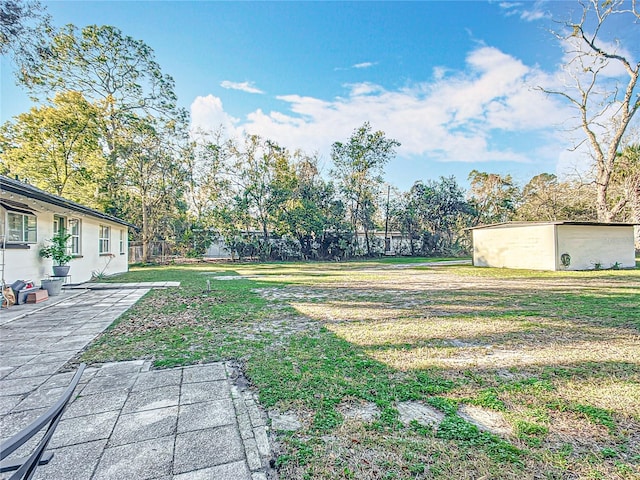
[1,175,134,285]
[471,221,637,271]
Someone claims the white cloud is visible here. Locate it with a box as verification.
[335,61,378,71]
[353,62,376,69]
[191,46,573,174]
[220,80,264,94]
[498,0,547,22]
[345,82,386,96]
[520,8,546,21]
[190,94,241,137]
[499,2,522,7]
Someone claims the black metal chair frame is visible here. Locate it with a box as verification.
[0,364,85,480]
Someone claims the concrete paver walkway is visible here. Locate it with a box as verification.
[0,286,272,480]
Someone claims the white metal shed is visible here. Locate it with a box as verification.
[471,221,636,271]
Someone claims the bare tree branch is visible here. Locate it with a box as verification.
[539,0,640,221]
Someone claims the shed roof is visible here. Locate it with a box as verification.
[470,221,637,230]
[0,175,136,229]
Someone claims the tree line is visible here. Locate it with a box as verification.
[0,1,638,261]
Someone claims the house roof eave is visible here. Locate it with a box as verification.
[0,175,137,229]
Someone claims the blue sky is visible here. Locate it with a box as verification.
[2,1,638,190]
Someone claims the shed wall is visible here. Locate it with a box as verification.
[473,224,556,270]
[556,225,635,270]
[205,240,233,259]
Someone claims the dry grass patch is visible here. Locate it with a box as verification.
[276,421,528,480]
[265,265,640,478]
[365,336,640,371]
[556,379,640,419]
[317,315,547,344]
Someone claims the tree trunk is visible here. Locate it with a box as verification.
[142,198,150,263]
[596,170,613,222]
[350,201,360,253]
[596,170,629,222]
[364,226,371,256]
[632,183,640,250]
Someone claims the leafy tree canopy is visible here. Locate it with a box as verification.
[0,90,106,208]
[0,0,52,72]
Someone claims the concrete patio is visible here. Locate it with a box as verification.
[0,285,273,480]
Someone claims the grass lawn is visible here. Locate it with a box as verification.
[81,258,640,479]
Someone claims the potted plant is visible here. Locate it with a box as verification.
[39,229,72,277]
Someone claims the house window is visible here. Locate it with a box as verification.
[99,225,110,253]
[7,212,37,243]
[119,229,125,255]
[69,219,81,255]
[53,215,66,235]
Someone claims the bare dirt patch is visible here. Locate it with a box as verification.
[240,314,321,344]
[397,401,444,427]
[458,404,513,437]
[338,401,381,422]
[269,410,303,431]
